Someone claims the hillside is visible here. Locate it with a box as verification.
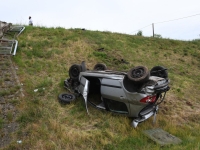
[1,26,200,149]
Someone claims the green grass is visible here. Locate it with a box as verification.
[0,118,4,129]
[3,26,200,150]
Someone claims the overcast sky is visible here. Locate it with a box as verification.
[1,0,200,40]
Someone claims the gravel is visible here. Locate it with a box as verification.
[0,55,23,148]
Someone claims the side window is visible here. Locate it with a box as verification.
[104,99,128,114]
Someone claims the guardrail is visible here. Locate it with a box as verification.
[0,21,25,56]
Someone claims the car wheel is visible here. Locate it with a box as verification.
[69,64,82,81]
[93,63,107,71]
[150,66,168,78]
[58,93,75,104]
[127,66,149,82]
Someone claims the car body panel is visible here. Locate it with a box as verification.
[78,71,167,117]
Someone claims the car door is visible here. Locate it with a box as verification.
[101,78,130,114]
[78,76,90,114]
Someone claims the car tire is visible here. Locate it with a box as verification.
[69,64,82,81]
[150,66,168,78]
[58,93,75,104]
[93,63,107,71]
[127,66,149,82]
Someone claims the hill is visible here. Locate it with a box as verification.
[2,26,200,149]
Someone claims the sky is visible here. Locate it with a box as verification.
[1,0,200,40]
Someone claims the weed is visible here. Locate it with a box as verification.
[173,49,177,53]
[0,78,3,85]
[4,77,11,81]
[93,51,108,60]
[0,90,10,96]
[0,118,4,129]
[35,78,53,89]
[176,88,181,92]
[8,99,19,105]
[7,111,13,122]
[17,107,43,126]
[183,49,188,56]
[20,41,26,47]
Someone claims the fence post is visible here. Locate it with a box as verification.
[152,23,154,37]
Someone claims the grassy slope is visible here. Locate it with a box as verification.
[5,26,200,149]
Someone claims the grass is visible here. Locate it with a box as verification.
[0,118,4,129]
[2,26,200,149]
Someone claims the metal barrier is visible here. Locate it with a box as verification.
[0,39,18,55]
[4,26,25,38]
[0,21,25,55]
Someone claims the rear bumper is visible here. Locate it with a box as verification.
[132,105,158,128]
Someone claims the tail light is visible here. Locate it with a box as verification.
[140,95,156,103]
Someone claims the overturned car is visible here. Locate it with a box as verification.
[59,61,170,127]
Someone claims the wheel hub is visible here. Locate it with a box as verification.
[132,68,144,78]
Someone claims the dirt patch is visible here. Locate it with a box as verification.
[0,55,23,148]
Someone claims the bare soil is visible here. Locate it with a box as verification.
[0,55,23,148]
